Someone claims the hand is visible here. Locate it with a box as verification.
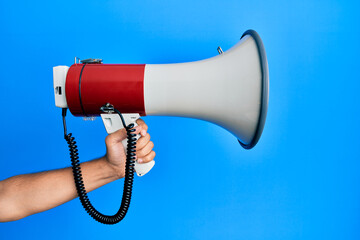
[104,119,156,179]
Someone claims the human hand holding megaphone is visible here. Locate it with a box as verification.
[104,118,155,179]
[100,109,155,176]
[53,29,269,224]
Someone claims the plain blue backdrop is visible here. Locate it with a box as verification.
[0,0,359,239]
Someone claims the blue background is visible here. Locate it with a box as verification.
[0,0,359,239]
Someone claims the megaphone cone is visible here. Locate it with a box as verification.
[144,30,269,148]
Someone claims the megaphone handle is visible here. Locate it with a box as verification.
[101,113,155,177]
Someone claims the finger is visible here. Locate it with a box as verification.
[136,141,154,158]
[136,119,148,136]
[105,128,127,145]
[138,151,156,163]
[131,120,146,136]
[136,133,151,149]
[132,124,143,135]
[136,119,148,131]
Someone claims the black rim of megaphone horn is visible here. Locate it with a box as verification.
[238,29,269,150]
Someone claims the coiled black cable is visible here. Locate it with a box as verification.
[62,107,137,224]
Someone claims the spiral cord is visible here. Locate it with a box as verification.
[62,108,137,224]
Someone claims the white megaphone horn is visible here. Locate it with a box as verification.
[53,29,269,224]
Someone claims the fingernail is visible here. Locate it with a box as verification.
[137,158,143,163]
[141,130,147,136]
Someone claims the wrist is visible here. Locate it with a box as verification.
[101,156,124,180]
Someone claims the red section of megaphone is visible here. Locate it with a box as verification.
[65,63,146,116]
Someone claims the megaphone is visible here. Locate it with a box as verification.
[53,29,269,224]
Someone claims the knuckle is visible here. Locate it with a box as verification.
[145,155,152,162]
[142,134,150,143]
[135,125,142,132]
[105,135,112,144]
[137,133,150,148]
[136,119,145,124]
[149,151,156,160]
[136,148,144,157]
[137,139,145,149]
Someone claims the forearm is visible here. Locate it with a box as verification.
[0,157,120,222]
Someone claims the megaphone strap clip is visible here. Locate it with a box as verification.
[80,58,103,64]
[100,103,115,113]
